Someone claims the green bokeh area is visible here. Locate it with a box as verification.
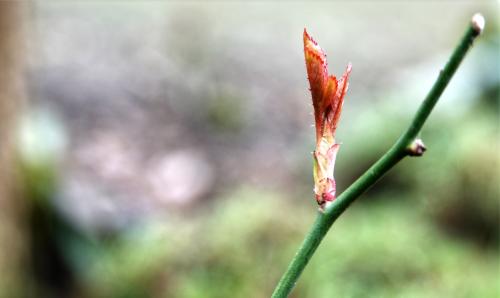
[74,189,498,298]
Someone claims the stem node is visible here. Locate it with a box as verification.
[407,138,427,157]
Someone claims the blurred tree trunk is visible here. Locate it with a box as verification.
[0,2,26,297]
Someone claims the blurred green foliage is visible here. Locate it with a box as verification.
[64,188,497,298]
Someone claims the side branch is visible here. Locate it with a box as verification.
[271,13,484,298]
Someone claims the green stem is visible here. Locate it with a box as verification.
[272,16,483,298]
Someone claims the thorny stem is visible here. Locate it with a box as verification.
[271,14,484,298]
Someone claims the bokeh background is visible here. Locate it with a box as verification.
[0,1,498,298]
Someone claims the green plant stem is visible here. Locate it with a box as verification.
[272,19,483,298]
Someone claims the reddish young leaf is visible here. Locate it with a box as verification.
[304,29,352,208]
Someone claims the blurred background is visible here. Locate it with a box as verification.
[0,1,498,298]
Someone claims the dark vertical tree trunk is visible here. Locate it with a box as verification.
[0,1,26,297]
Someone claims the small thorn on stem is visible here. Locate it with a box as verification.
[407,138,427,157]
[471,13,485,35]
